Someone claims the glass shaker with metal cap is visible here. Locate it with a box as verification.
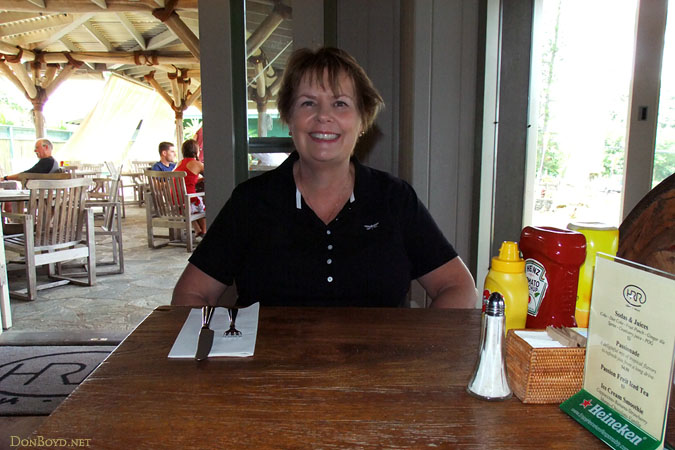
[467,292,512,400]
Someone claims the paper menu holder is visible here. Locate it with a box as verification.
[560,253,675,450]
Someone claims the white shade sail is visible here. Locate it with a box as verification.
[59,74,175,165]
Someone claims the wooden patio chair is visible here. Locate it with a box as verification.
[17,172,72,188]
[124,160,154,206]
[84,163,124,275]
[3,178,96,300]
[145,170,205,252]
[6,173,73,228]
[105,160,126,217]
[77,162,105,178]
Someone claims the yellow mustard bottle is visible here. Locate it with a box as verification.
[483,241,529,333]
[567,222,619,328]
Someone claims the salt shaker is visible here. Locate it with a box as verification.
[467,292,512,400]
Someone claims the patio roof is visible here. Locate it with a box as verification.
[0,0,293,138]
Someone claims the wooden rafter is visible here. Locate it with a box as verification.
[0,12,43,25]
[169,73,180,108]
[44,63,76,97]
[6,60,37,97]
[116,12,146,50]
[35,13,95,50]
[247,2,291,58]
[0,51,197,65]
[146,29,177,50]
[0,13,72,39]
[158,12,198,59]
[82,20,113,51]
[27,0,45,7]
[0,60,27,95]
[90,0,107,8]
[0,0,197,13]
[41,64,58,87]
[58,36,78,52]
[144,71,173,106]
[185,84,200,107]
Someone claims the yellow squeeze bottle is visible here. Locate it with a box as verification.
[567,222,619,328]
[483,241,529,333]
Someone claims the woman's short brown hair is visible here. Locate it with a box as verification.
[277,47,384,131]
[181,139,199,158]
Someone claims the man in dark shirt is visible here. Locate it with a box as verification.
[150,141,177,171]
[3,138,59,181]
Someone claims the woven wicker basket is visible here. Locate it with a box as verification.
[505,329,585,404]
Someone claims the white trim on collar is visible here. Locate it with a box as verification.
[295,188,356,210]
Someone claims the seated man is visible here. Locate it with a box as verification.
[150,141,177,171]
[2,138,60,181]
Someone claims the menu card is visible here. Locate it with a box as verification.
[561,254,675,449]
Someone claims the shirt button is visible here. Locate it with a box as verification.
[327,259,332,264]
[327,276,334,282]
[327,244,333,250]
[326,230,331,235]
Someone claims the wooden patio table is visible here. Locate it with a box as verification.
[28,306,611,449]
[0,189,29,203]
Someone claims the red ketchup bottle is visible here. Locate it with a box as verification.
[519,226,586,328]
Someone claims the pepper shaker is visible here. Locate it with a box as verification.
[467,292,512,400]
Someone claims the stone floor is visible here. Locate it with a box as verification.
[2,202,193,337]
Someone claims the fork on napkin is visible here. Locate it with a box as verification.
[168,303,260,358]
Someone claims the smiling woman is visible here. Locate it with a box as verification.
[172,47,478,310]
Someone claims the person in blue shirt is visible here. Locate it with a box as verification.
[150,141,176,171]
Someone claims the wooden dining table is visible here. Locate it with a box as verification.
[0,189,29,203]
[23,306,639,449]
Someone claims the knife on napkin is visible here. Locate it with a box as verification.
[195,306,215,360]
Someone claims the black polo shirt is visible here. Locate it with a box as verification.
[189,152,458,307]
[24,156,58,174]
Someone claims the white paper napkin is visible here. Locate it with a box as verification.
[514,328,587,348]
[168,303,259,358]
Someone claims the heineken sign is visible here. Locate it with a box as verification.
[561,390,659,450]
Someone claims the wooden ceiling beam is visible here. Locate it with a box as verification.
[169,72,180,107]
[6,60,37,98]
[27,0,45,7]
[0,60,28,96]
[146,29,177,50]
[0,12,44,25]
[41,63,58,87]
[0,40,36,61]
[158,12,198,59]
[58,36,96,70]
[0,13,72,39]
[246,2,291,58]
[185,84,200,108]
[116,12,146,50]
[44,63,76,97]
[35,13,95,50]
[39,51,196,65]
[82,19,114,51]
[144,71,174,107]
[90,0,107,8]
[0,0,197,13]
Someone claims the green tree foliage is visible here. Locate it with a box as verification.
[0,88,31,126]
[536,0,563,181]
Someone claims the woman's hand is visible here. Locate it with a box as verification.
[417,257,478,309]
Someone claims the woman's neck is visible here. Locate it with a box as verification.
[294,158,352,192]
[293,159,354,224]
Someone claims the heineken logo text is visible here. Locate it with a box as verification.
[587,403,645,445]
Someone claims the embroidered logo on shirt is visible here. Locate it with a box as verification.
[363,222,379,231]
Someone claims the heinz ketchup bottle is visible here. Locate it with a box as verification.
[519,226,586,328]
